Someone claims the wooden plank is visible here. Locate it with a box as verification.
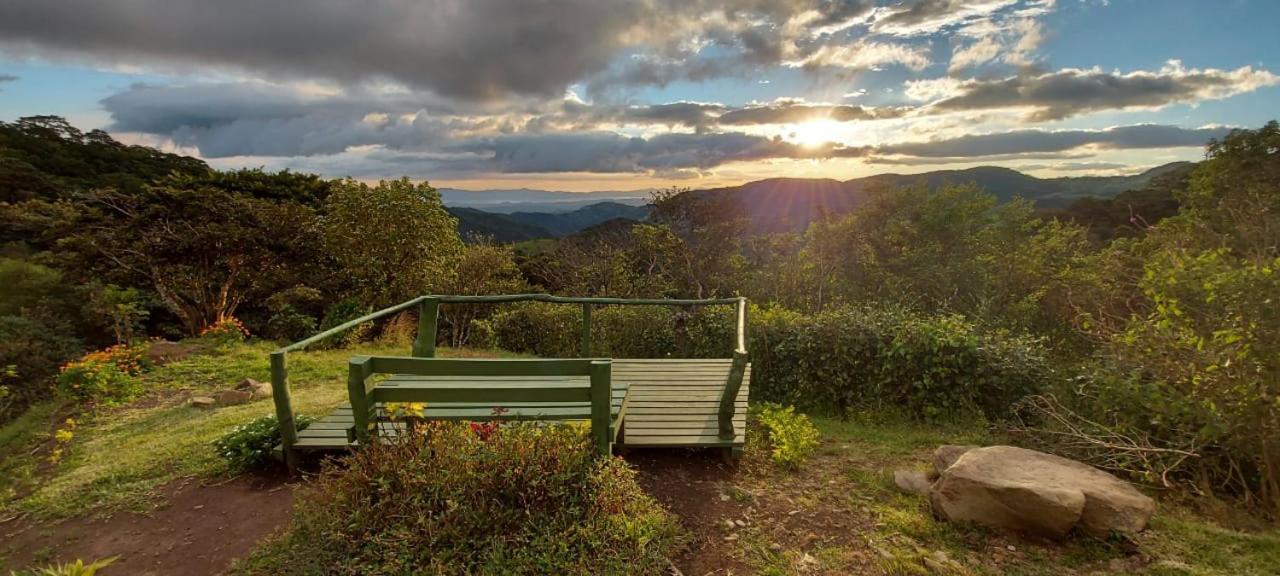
[371,356,596,377]
[372,383,591,404]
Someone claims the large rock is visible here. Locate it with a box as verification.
[932,444,978,475]
[894,470,933,496]
[929,446,1154,538]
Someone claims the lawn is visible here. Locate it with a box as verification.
[0,340,517,519]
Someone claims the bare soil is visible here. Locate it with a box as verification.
[1,473,294,576]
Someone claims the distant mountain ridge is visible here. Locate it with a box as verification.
[693,162,1192,234]
[440,187,652,213]
[448,201,653,242]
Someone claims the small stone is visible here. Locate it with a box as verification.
[1006,545,1016,552]
[769,543,783,552]
[190,396,216,409]
[720,493,730,501]
[235,378,272,399]
[192,504,204,510]
[800,553,817,565]
[723,534,739,542]
[214,389,253,406]
[723,519,736,530]
[893,470,933,496]
[734,519,746,527]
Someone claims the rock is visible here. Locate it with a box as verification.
[190,396,216,409]
[214,389,254,406]
[236,378,272,399]
[894,470,934,496]
[929,446,1155,538]
[932,445,979,475]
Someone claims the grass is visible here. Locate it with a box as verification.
[0,339,520,519]
[721,414,1280,576]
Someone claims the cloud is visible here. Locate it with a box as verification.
[0,0,1009,100]
[877,124,1228,158]
[456,131,868,173]
[0,74,16,83]
[786,40,931,71]
[872,0,1022,36]
[910,61,1279,121]
[716,101,905,124]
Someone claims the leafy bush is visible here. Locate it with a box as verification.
[488,300,739,358]
[316,299,372,348]
[55,344,149,404]
[11,556,118,576]
[214,414,315,472]
[750,402,821,470]
[234,422,683,575]
[490,301,580,357]
[749,305,1051,420]
[0,316,81,422]
[199,317,250,347]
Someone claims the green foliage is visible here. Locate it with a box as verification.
[316,299,373,348]
[751,403,820,470]
[9,556,118,576]
[0,316,81,421]
[263,286,322,342]
[490,301,581,357]
[436,241,528,347]
[55,345,148,405]
[213,414,315,472]
[320,178,463,307]
[749,305,1051,420]
[233,422,683,575]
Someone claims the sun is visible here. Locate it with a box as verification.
[788,119,844,149]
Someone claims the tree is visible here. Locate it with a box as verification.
[320,178,463,307]
[437,239,527,346]
[70,179,319,335]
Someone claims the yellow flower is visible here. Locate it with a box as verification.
[54,428,74,443]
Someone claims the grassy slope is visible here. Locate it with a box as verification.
[724,417,1280,576]
[0,341,516,518]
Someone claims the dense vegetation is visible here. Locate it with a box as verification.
[3,115,1279,515]
[233,422,683,575]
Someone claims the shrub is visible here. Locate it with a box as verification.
[750,402,821,470]
[55,344,149,404]
[0,316,81,422]
[316,299,372,348]
[214,414,316,472]
[591,305,675,357]
[234,422,683,575]
[490,301,580,357]
[199,317,250,347]
[11,556,118,576]
[748,305,1051,421]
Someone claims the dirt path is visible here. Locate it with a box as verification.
[1,474,294,575]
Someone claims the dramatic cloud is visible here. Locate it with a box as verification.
[877,124,1228,158]
[872,0,1022,36]
[0,74,16,83]
[455,132,867,174]
[0,0,1015,100]
[910,62,1279,120]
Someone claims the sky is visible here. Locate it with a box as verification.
[0,0,1277,192]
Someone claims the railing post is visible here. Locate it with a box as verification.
[348,357,372,446]
[269,351,298,473]
[580,302,593,357]
[718,350,748,439]
[589,360,612,454]
[413,297,439,358]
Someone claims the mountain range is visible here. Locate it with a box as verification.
[443,162,1193,240]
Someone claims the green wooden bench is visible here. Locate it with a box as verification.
[346,356,629,453]
[271,294,749,470]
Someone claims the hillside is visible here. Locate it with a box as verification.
[448,201,653,242]
[694,163,1192,234]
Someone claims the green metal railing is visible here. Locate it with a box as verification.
[269,294,748,467]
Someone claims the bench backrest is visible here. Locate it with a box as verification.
[347,356,615,452]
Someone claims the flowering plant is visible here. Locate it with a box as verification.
[200,317,250,345]
[57,345,148,403]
